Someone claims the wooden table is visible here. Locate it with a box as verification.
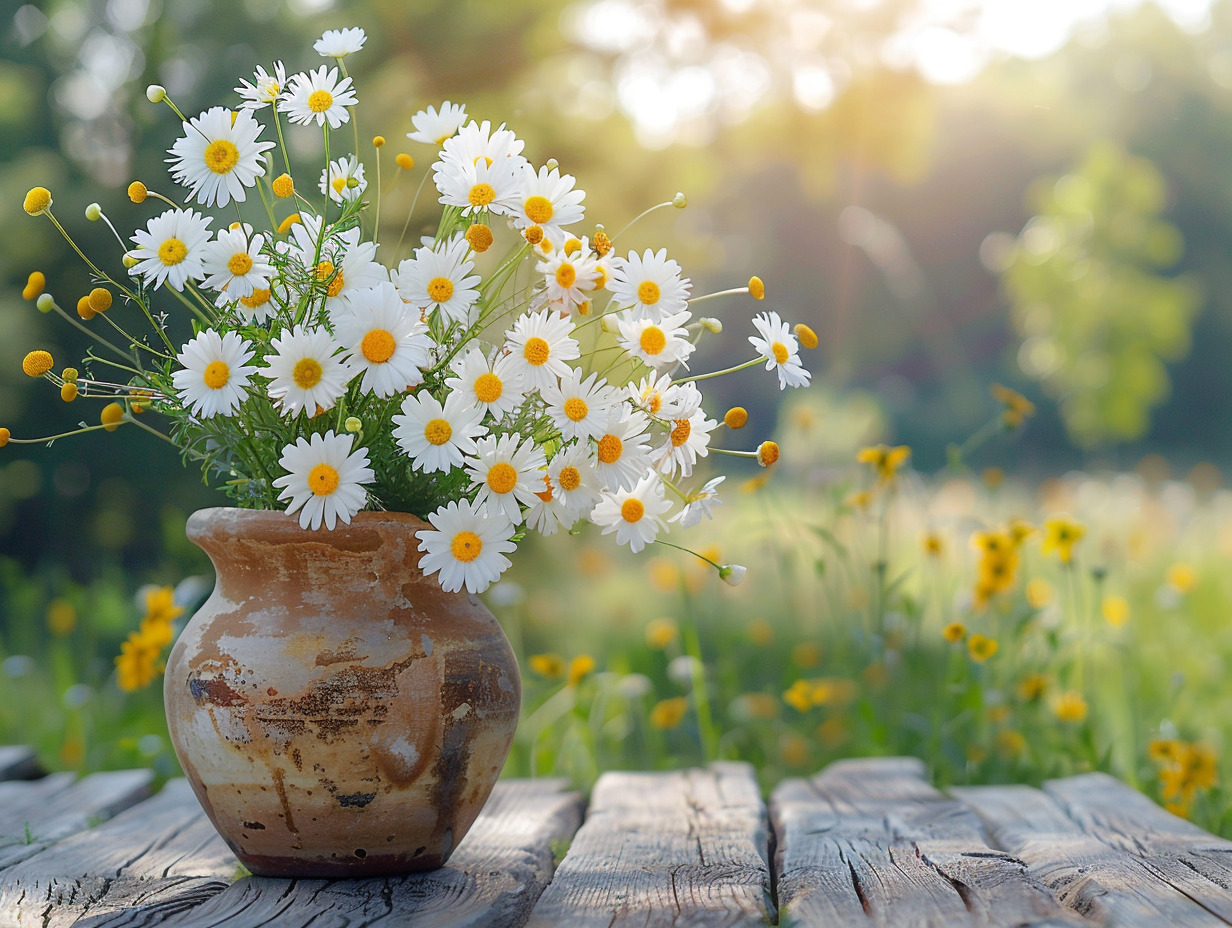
[1,745,1230,926]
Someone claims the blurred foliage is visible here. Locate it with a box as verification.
[999,142,1202,447]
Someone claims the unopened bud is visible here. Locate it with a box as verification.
[600,314,620,334]
[719,564,746,586]
[146,84,167,103]
[700,317,722,334]
[344,416,363,434]
[672,191,687,208]
[84,203,102,221]
[546,158,559,171]
[36,293,57,314]
[122,252,139,268]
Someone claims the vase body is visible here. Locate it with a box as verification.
[164,507,521,877]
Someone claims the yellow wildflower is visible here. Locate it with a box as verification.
[1149,738,1183,764]
[46,599,77,637]
[276,213,302,234]
[650,697,689,729]
[1167,563,1197,595]
[1041,515,1085,564]
[990,383,1036,429]
[645,617,678,650]
[372,135,385,148]
[88,287,112,313]
[943,621,966,643]
[529,653,565,678]
[271,173,295,198]
[1052,690,1088,722]
[783,679,814,713]
[0,428,9,448]
[115,630,164,691]
[1017,673,1049,702]
[968,634,998,663]
[779,733,810,767]
[1102,595,1130,628]
[791,641,822,669]
[567,655,596,687]
[748,618,774,646]
[922,532,945,558]
[1026,579,1053,609]
[996,729,1027,759]
[856,444,911,483]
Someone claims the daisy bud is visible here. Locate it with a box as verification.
[122,252,139,268]
[61,383,78,403]
[794,323,818,349]
[271,173,294,198]
[0,428,9,447]
[700,317,722,334]
[84,203,102,221]
[146,84,167,103]
[600,314,620,334]
[100,402,125,431]
[344,416,363,433]
[465,223,494,253]
[88,287,112,312]
[757,440,780,467]
[35,293,56,314]
[22,272,45,301]
[546,158,559,170]
[372,135,386,147]
[748,275,765,300]
[719,564,746,586]
[724,406,748,429]
[277,213,302,234]
[127,181,148,203]
[62,367,78,381]
[22,350,54,378]
[77,296,96,319]
[23,186,52,216]
[672,191,687,209]
[395,153,414,170]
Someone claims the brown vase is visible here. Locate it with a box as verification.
[163,507,521,877]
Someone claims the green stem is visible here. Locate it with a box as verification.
[672,357,762,385]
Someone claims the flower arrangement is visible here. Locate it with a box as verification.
[11,26,813,594]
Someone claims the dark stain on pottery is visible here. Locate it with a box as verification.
[188,675,247,707]
[243,820,266,830]
[336,791,376,808]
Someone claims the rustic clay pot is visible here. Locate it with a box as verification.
[164,507,521,877]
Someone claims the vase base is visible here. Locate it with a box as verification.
[240,847,449,878]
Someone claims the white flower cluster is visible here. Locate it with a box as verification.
[121,27,812,594]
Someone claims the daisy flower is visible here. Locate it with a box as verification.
[434,153,523,219]
[671,476,725,528]
[406,101,468,145]
[444,347,527,419]
[200,227,273,303]
[652,407,716,478]
[504,309,581,392]
[466,433,548,525]
[393,391,487,473]
[749,310,812,389]
[280,66,357,129]
[287,214,386,317]
[627,372,702,421]
[608,248,691,320]
[416,498,516,594]
[167,107,274,209]
[540,369,620,442]
[590,472,670,554]
[171,329,257,418]
[510,165,585,238]
[393,237,480,325]
[264,325,352,416]
[547,441,604,515]
[525,472,580,537]
[319,154,367,204]
[314,27,367,58]
[536,240,600,310]
[129,208,213,291]
[234,287,277,324]
[332,282,431,398]
[617,309,695,371]
[273,430,374,531]
[592,408,653,492]
[438,119,526,171]
[235,62,287,111]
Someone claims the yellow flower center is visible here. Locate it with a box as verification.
[292,358,324,389]
[22,350,54,378]
[427,277,455,303]
[424,418,452,446]
[159,237,188,266]
[227,252,254,276]
[597,434,623,464]
[308,463,340,496]
[621,498,645,523]
[771,342,790,365]
[486,462,518,495]
[555,263,577,288]
[468,183,496,208]
[473,372,503,404]
[272,174,294,198]
[203,360,230,389]
[317,261,345,297]
[524,194,554,224]
[670,419,691,447]
[465,223,494,253]
[24,186,52,215]
[308,89,334,113]
[637,281,661,305]
[241,288,271,308]
[563,397,589,422]
[361,329,396,363]
[558,466,581,491]
[594,266,607,289]
[564,238,582,256]
[203,139,240,175]
[640,326,667,356]
[451,530,483,562]
[535,475,554,503]
[523,336,551,366]
[644,391,663,415]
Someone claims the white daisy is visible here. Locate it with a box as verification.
[287,214,387,317]
[171,329,257,419]
[406,101,468,145]
[671,476,725,528]
[416,498,516,594]
[652,407,716,478]
[233,286,277,325]
[590,472,670,554]
[167,107,274,209]
[750,311,812,389]
[332,282,431,398]
[525,472,580,537]
[466,433,548,526]
[547,441,604,516]
[536,240,600,310]
[280,66,357,129]
[314,26,367,58]
[444,347,527,419]
[591,408,653,492]
[393,237,480,325]
[434,153,523,219]
[319,154,367,204]
[200,228,273,303]
[510,164,585,238]
[273,430,374,531]
[235,62,287,110]
[617,309,695,371]
[438,119,526,171]
[540,369,619,442]
[608,247,691,320]
[504,309,581,392]
[129,208,213,291]
[264,325,352,417]
[393,391,488,473]
[626,372,702,421]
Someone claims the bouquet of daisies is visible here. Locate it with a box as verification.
[14,26,813,595]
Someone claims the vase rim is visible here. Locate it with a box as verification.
[186,506,432,545]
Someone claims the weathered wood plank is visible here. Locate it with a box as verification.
[955,781,1232,926]
[773,757,1084,927]
[0,778,238,927]
[107,778,583,928]
[525,762,773,928]
[0,746,42,782]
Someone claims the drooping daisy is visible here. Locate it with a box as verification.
[652,407,716,478]
[172,329,257,418]
[264,325,352,416]
[536,240,600,310]
[466,433,548,525]
[393,391,488,473]
[749,310,811,389]
[319,154,367,204]
[510,165,585,238]
[591,408,653,492]
[417,498,516,594]
[235,62,287,111]
[617,309,695,371]
[332,282,431,398]
[671,476,725,528]
[280,66,357,129]
[406,101,468,145]
[167,107,274,209]
[444,346,527,419]
[504,309,581,392]
[273,430,374,531]
[547,441,604,516]
[590,472,670,554]
[608,248,691,320]
[626,372,702,421]
[393,237,480,325]
[540,369,620,442]
[314,26,367,58]
[200,227,273,303]
[129,208,213,291]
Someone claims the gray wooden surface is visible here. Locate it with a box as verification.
[0,752,1229,926]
